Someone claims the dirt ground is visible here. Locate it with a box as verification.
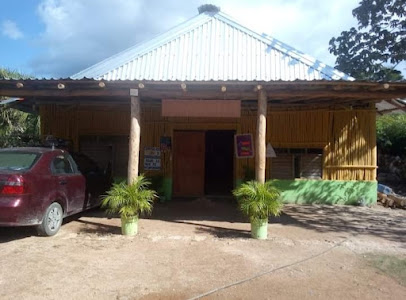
[1,199,406,300]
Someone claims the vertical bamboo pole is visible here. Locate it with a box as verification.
[256,88,267,183]
[128,91,141,184]
[370,105,377,180]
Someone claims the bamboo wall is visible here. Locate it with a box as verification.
[324,110,376,181]
[40,103,377,182]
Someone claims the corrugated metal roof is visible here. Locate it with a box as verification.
[0,97,23,105]
[72,11,353,82]
[376,99,406,114]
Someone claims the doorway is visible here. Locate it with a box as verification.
[173,131,206,197]
[205,130,235,195]
[173,130,235,197]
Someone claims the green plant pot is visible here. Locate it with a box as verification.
[250,219,268,239]
[120,215,139,236]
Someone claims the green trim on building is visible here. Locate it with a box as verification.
[162,177,173,201]
[270,179,377,205]
[235,178,377,205]
[165,177,377,205]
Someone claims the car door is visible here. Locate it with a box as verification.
[51,154,86,215]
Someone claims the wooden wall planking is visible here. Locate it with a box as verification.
[40,103,377,182]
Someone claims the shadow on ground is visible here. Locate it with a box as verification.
[0,226,36,243]
[271,205,406,245]
[1,197,405,244]
[151,198,406,244]
[74,219,121,235]
[0,207,109,243]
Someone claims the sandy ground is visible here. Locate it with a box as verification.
[1,199,405,300]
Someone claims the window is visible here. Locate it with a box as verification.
[270,148,322,180]
[51,156,74,174]
[0,152,40,171]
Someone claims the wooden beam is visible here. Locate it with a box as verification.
[389,99,406,111]
[0,89,130,97]
[256,89,267,183]
[2,85,406,102]
[378,107,405,114]
[128,93,141,184]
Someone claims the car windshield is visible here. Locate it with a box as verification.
[71,153,101,174]
[0,152,40,171]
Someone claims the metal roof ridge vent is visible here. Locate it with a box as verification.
[198,4,220,15]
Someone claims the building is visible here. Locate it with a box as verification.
[2,8,406,204]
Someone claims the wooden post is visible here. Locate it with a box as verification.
[128,90,141,184]
[370,103,377,180]
[256,89,267,183]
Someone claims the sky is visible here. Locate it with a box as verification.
[0,0,363,78]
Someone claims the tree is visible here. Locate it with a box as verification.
[329,0,405,80]
[376,113,406,182]
[0,68,40,147]
[376,113,406,155]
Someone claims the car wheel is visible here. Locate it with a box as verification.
[36,202,63,236]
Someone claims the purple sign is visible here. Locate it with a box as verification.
[235,134,254,158]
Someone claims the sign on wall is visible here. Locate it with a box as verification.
[144,147,161,170]
[160,136,172,151]
[162,99,241,118]
[235,134,254,158]
[266,143,277,158]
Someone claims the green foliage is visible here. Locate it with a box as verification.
[0,68,30,79]
[329,0,405,80]
[0,107,40,147]
[112,176,127,184]
[0,68,40,147]
[376,114,406,155]
[233,180,282,221]
[101,175,157,218]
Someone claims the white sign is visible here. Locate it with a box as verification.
[144,147,161,170]
[266,143,277,158]
[144,147,161,157]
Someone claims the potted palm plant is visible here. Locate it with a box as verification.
[233,180,282,239]
[101,175,156,236]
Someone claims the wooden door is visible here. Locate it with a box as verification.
[173,131,205,196]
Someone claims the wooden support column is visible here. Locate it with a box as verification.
[370,103,377,180]
[256,89,267,183]
[128,89,141,184]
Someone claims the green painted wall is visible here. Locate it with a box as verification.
[269,179,377,205]
[164,178,377,205]
[235,179,377,205]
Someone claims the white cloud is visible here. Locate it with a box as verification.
[207,0,359,67]
[31,0,360,77]
[1,19,24,40]
[31,0,199,77]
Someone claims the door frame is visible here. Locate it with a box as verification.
[204,129,236,195]
[170,123,240,196]
[173,130,206,197]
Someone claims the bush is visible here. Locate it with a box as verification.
[376,114,406,155]
[0,106,40,148]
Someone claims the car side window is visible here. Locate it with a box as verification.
[51,156,74,174]
[67,155,81,174]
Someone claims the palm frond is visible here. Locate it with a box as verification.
[233,180,282,221]
[102,175,157,218]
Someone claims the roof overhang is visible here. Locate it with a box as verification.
[1,79,406,111]
[376,99,406,115]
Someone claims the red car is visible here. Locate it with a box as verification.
[0,147,106,236]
